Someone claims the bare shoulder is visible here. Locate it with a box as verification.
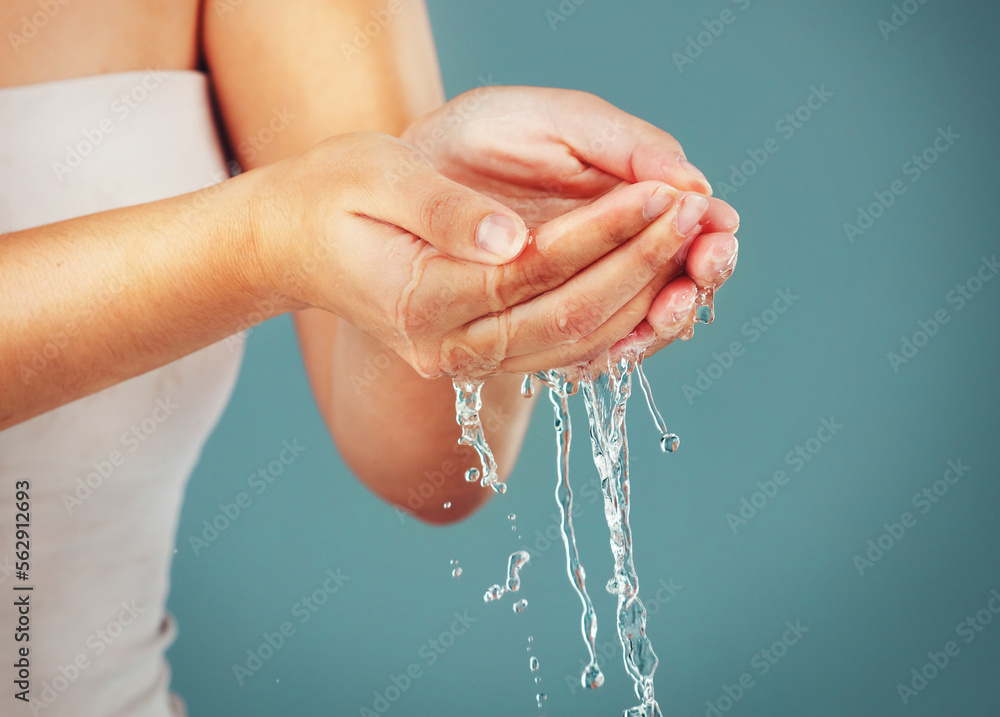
[1,0,201,88]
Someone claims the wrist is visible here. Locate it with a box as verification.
[223,161,309,314]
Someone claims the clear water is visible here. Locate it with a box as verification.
[580,356,662,717]
[694,286,715,324]
[464,355,674,716]
[482,550,531,603]
[453,377,504,493]
[634,359,680,454]
[535,369,604,691]
[506,549,530,592]
[521,373,535,398]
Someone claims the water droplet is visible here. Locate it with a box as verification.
[483,584,505,602]
[521,373,534,398]
[465,467,480,483]
[275,678,280,683]
[536,693,547,708]
[452,567,462,578]
[534,676,541,684]
[529,656,540,671]
[508,513,516,520]
[506,550,530,592]
[513,599,528,613]
[582,663,604,689]
[450,559,459,565]
[694,286,715,324]
[660,433,680,453]
[527,636,533,642]
[443,501,452,509]
[511,525,517,531]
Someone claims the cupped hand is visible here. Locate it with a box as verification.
[257,132,729,378]
[399,86,740,366]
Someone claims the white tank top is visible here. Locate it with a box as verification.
[0,70,245,717]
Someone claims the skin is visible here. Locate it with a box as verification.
[1,0,739,523]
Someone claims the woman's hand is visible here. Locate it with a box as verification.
[255,131,733,377]
[399,86,740,363]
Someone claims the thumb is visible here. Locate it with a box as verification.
[379,159,528,265]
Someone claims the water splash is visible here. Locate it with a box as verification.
[450,352,675,714]
[482,550,531,604]
[537,368,604,691]
[453,377,504,493]
[580,356,662,717]
[634,358,680,454]
[506,550,530,592]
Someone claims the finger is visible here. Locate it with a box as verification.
[646,276,699,337]
[499,275,667,373]
[683,232,739,289]
[700,198,740,234]
[607,274,699,362]
[608,320,677,364]
[420,180,681,321]
[370,141,529,264]
[555,91,714,195]
[469,192,712,359]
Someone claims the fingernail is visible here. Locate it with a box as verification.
[665,285,697,322]
[642,186,676,221]
[708,235,739,276]
[675,194,710,236]
[679,157,713,195]
[477,214,525,260]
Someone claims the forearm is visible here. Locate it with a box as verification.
[324,318,536,522]
[203,0,538,519]
[0,167,289,430]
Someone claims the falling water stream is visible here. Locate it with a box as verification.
[579,357,662,717]
[453,350,676,717]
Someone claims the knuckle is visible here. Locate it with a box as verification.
[552,297,604,342]
[636,235,673,275]
[419,188,464,241]
[488,254,554,311]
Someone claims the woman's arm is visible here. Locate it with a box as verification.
[0,169,288,430]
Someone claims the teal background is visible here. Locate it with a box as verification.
[168,1,1000,715]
